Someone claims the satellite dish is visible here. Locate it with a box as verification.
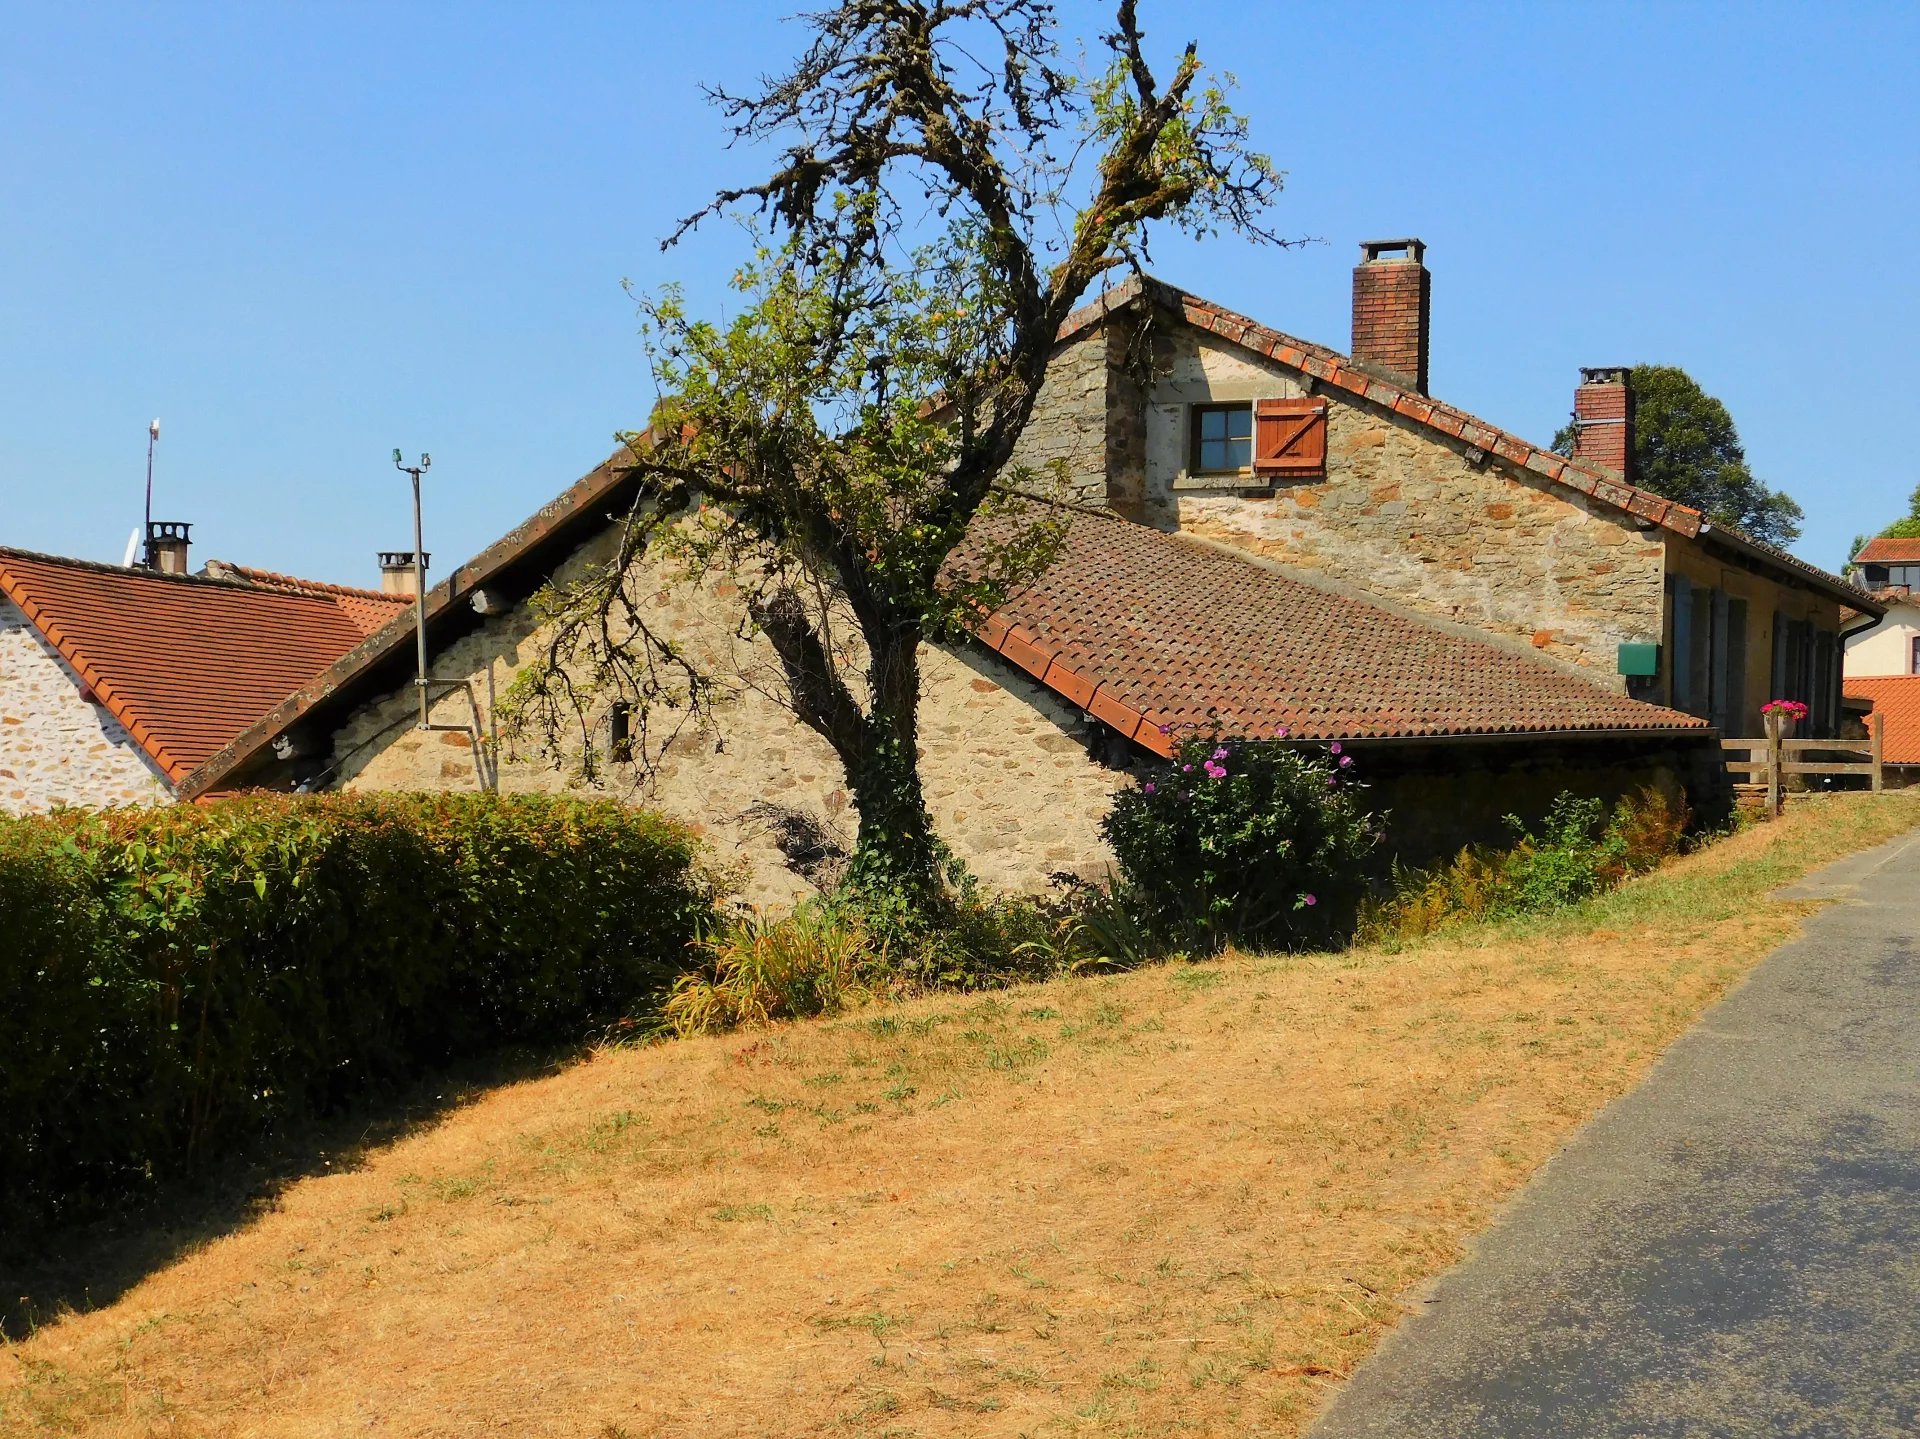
[122,528,141,567]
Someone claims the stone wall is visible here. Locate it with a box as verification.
[330,530,1132,909]
[1126,323,1666,687]
[0,598,169,812]
[1003,327,1111,506]
[1359,736,1725,869]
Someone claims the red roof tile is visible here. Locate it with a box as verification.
[963,510,1706,756]
[0,548,406,785]
[1843,676,1920,765]
[203,560,406,636]
[1854,537,1920,565]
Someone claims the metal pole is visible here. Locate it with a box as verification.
[411,468,430,729]
[143,419,159,566]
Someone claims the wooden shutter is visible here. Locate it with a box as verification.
[1252,398,1328,477]
[1725,598,1749,734]
[1670,576,1693,711]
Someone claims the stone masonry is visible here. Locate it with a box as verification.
[0,598,168,812]
[1122,322,1666,686]
[332,530,1130,909]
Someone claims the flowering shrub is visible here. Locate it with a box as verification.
[1761,698,1810,724]
[1101,730,1380,953]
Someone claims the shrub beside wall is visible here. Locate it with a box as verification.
[0,793,711,1228]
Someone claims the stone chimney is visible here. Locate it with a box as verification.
[1572,367,1634,479]
[1351,238,1430,395]
[379,550,428,598]
[145,521,192,575]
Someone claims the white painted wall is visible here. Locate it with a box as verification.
[0,598,169,812]
[1844,600,1920,677]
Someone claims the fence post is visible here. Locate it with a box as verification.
[1873,710,1885,794]
[1765,709,1784,815]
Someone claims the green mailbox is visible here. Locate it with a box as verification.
[1617,642,1660,678]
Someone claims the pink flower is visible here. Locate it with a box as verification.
[1142,782,1157,795]
[1212,746,1230,761]
[1157,723,1172,736]
[1273,725,1289,738]
[1203,761,1227,779]
[1329,742,1342,755]
[1339,755,1353,768]
[1182,763,1193,773]
[1302,893,1317,907]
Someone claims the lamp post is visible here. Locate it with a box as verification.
[393,449,432,729]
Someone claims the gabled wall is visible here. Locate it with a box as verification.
[324,528,1133,909]
[0,598,168,812]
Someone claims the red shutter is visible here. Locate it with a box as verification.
[1252,397,1328,477]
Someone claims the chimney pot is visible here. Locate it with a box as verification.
[1351,237,1431,395]
[146,521,192,575]
[1572,367,1635,480]
[379,550,428,598]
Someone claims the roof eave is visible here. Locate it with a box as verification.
[175,442,649,800]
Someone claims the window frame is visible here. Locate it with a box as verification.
[1187,401,1255,477]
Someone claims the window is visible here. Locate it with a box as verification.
[1911,636,1920,675]
[609,702,634,764]
[1190,403,1253,474]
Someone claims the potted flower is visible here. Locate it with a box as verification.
[1761,698,1810,732]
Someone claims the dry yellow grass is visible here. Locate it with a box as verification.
[6,793,1917,1439]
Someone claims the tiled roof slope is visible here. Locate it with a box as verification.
[204,561,406,636]
[966,509,1706,757]
[0,548,403,785]
[1056,275,1866,609]
[1855,537,1920,565]
[1844,677,1920,765]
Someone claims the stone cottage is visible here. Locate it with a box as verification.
[1000,242,1869,739]
[0,533,404,812]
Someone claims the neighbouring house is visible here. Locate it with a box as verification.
[0,528,406,813]
[1843,538,1920,678]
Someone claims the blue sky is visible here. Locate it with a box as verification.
[3,1,1915,585]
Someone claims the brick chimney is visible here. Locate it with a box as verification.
[379,550,428,598]
[1571,367,1634,479]
[1351,239,1430,395]
[145,521,192,575]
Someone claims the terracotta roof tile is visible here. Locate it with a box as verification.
[0,548,403,785]
[204,560,407,637]
[1855,537,1920,565]
[1843,676,1920,765]
[962,510,1706,756]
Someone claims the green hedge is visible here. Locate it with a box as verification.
[0,793,712,1228]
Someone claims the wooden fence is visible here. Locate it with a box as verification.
[1722,710,1884,813]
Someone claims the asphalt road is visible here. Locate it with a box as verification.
[1309,827,1920,1439]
